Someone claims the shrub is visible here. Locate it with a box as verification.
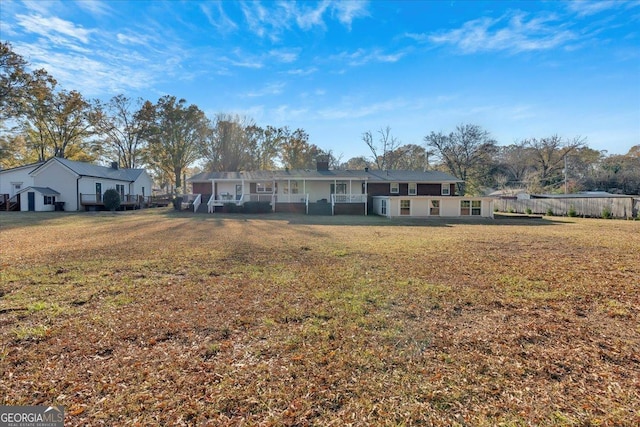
[525,208,532,215]
[602,207,612,219]
[103,189,121,211]
[508,207,515,213]
[244,201,272,213]
[568,205,577,217]
[546,208,554,216]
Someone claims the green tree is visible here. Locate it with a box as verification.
[20,71,98,161]
[0,42,31,123]
[140,96,209,190]
[280,128,322,169]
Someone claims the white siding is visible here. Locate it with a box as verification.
[32,162,78,211]
[0,166,36,197]
[372,196,494,218]
[131,172,153,199]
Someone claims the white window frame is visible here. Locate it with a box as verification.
[430,200,440,216]
[381,199,387,216]
[256,182,273,193]
[390,182,399,194]
[400,199,411,216]
[408,182,417,196]
[441,184,450,196]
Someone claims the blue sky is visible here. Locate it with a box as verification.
[1,0,639,161]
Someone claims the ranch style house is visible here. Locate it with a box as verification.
[187,161,494,218]
[0,158,153,212]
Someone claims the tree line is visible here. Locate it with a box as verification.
[2,42,638,195]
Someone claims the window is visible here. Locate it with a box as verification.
[331,182,347,194]
[44,195,54,205]
[256,182,273,193]
[400,199,410,215]
[408,182,417,196]
[461,200,482,216]
[290,181,299,194]
[430,200,440,216]
[441,184,450,196]
[471,200,482,216]
[390,182,399,194]
[381,199,387,215]
[116,184,125,199]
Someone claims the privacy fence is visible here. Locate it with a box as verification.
[495,197,639,219]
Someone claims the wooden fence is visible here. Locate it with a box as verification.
[495,197,639,219]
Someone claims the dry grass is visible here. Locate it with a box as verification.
[1,209,638,426]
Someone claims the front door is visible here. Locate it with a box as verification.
[235,185,242,201]
[28,191,35,211]
[95,183,102,202]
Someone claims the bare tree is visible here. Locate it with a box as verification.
[523,135,585,189]
[362,126,401,170]
[93,95,148,168]
[424,124,497,195]
[202,113,255,172]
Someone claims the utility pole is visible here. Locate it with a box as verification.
[564,154,568,194]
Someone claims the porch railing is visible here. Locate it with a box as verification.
[331,193,368,204]
[192,194,201,213]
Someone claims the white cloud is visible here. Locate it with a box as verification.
[74,0,113,17]
[566,0,623,17]
[239,0,369,39]
[333,48,406,66]
[318,98,409,120]
[269,48,300,63]
[244,82,286,98]
[286,67,318,76]
[16,13,94,44]
[428,12,576,54]
[332,0,370,29]
[200,2,238,34]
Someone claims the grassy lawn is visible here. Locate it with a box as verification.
[1,209,638,426]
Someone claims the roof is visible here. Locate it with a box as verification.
[531,191,632,199]
[189,169,461,183]
[17,186,60,196]
[31,158,145,182]
[0,161,45,174]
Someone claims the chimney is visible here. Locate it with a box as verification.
[364,167,369,172]
[111,161,119,170]
[316,161,329,171]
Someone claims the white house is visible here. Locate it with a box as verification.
[1,158,153,212]
[188,162,494,218]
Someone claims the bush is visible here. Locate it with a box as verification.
[525,208,532,215]
[103,189,121,211]
[546,208,554,216]
[244,201,272,213]
[568,205,577,217]
[602,207,612,219]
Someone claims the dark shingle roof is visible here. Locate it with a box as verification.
[189,169,460,183]
[34,158,144,182]
[17,186,60,195]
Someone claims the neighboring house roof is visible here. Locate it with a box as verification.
[189,169,461,183]
[531,192,631,199]
[17,186,60,195]
[0,161,45,174]
[30,157,145,182]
